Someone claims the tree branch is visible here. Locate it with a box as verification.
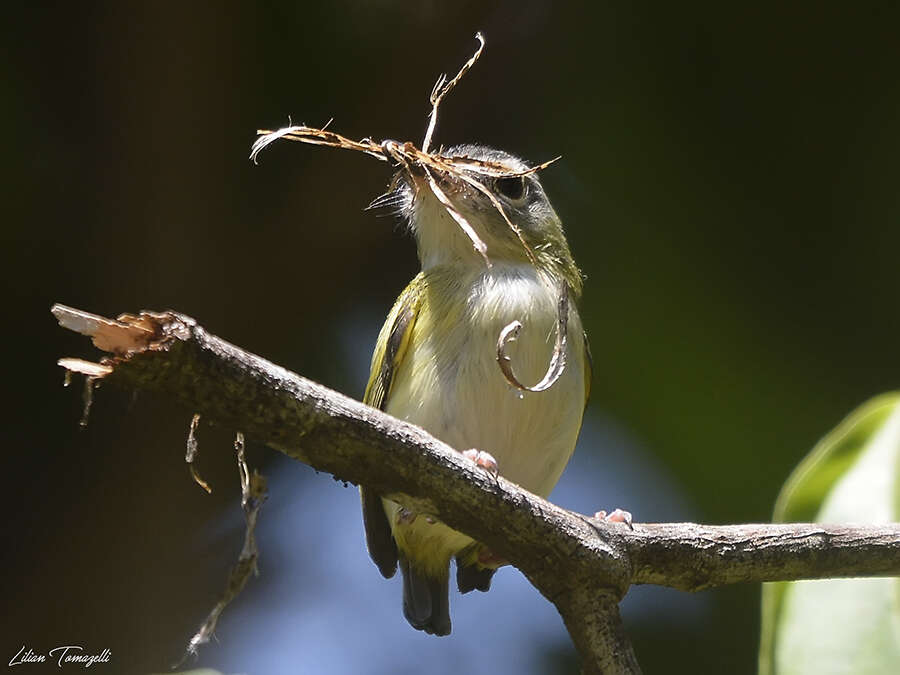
[52,305,900,674]
[628,522,900,591]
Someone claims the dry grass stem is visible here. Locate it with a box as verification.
[497,280,570,393]
[422,32,485,153]
[181,432,267,664]
[421,163,491,267]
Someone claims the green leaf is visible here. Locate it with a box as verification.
[759,392,900,675]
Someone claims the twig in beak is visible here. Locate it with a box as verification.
[421,165,491,268]
[249,32,557,269]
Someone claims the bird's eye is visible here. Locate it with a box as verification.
[494,176,526,201]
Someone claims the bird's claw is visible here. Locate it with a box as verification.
[594,508,634,530]
[476,547,508,568]
[463,449,499,477]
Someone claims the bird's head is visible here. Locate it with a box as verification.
[382,143,581,294]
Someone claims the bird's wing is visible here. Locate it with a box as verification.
[360,274,426,578]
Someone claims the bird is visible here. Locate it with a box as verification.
[360,143,591,636]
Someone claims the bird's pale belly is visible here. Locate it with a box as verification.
[382,267,586,572]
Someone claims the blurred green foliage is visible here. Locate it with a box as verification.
[760,394,900,675]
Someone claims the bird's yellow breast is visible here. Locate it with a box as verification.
[386,262,586,496]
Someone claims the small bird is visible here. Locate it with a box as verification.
[360,143,591,636]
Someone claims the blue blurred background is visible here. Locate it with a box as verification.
[3,2,899,673]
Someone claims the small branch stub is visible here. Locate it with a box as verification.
[186,413,212,494]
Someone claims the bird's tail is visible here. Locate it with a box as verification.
[455,542,498,593]
[456,561,496,593]
[400,556,451,636]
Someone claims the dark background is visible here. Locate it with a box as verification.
[3,2,898,673]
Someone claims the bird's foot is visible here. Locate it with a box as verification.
[593,508,634,529]
[463,448,499,477]
[476,546,508,568]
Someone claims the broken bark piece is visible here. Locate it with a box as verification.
[52,304,159,354]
